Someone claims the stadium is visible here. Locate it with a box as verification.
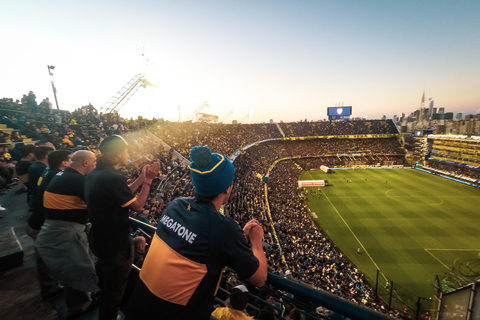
[0,98,479,320]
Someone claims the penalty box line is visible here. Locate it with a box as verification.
[424,248,480,270]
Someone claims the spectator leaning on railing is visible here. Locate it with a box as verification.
[126,145,267,320]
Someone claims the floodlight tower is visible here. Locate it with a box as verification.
[100,74,156,114]
[219,109,235,123]
[186,101,210,121]
[47,65,60,110]
[239,111,252,124]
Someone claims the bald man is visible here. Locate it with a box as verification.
[35,150,98,319]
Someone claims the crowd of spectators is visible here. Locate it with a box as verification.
[223,139,406,318]
[1,96,463,319]
[0,93,157,153]
[149,119,400,159]
[80,121,408,317]
[425,160,480,182]
[265,161,389,312]
[150,121,281,157]
[279,120,398,137]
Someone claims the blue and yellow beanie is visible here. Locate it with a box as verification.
[189,146,235,197]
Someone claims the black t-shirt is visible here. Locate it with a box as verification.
[15,160,32,176]
[85,162,136,256]
[43,167,89,224]
[27,167,60,230]
[28,162,47,208]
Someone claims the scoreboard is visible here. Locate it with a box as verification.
[328,106,352,120]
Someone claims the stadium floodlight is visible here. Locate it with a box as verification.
[46,65,60,110]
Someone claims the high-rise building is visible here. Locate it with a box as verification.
[439,107,445,114]
[423,109,429,121]
[455,113,463,120]
[428,99,434,119]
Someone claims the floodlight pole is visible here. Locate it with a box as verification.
[47,65,60,110]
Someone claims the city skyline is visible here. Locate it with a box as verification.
[1,0,479,123]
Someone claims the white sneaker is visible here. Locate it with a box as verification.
[0,205,6,211]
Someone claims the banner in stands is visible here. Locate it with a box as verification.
[298,180,329,187]
[281,134,400,141]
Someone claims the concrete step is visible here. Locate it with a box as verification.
[0,227,24,273]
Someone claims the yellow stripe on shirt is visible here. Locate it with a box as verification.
[121,197,137,208]
[140,233,207,306]
[44,191,87,210]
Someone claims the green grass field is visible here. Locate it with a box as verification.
[301,168,480,301]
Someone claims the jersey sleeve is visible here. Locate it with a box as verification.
[221,219,260,281]
[108,174,136,208]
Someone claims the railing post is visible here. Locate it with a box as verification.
[389,280,393,309]
[416,297,421,320]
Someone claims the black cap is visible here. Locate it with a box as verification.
[98,135,128,154]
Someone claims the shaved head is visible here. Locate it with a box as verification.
[71,150,97,175]
[71,150,95,163]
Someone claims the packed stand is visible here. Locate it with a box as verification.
[267,161,389,313]
[150,121,281,157]
[225,140,404,318]
[424,160,480,182]
[279,120,399,137]
[1,91,159,153]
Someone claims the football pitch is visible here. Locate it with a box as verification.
[301,168,480,300]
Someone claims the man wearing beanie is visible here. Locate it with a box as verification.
[126,146,267,320]
[85,135,160,320]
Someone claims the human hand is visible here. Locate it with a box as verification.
[243,219,263,243]
[144,162,160,180]
[140,166,147,178]
[243,219,259,236]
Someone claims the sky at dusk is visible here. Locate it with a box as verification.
[1,0,479,123]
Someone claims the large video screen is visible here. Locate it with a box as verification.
[327,107,352,117]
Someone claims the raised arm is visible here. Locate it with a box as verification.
[128,162,160,212]
[243,219,268,287]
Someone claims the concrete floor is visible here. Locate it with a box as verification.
[0,184,98,320]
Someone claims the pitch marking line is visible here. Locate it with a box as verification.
[424,248,480,270]
[307,172,382,274]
